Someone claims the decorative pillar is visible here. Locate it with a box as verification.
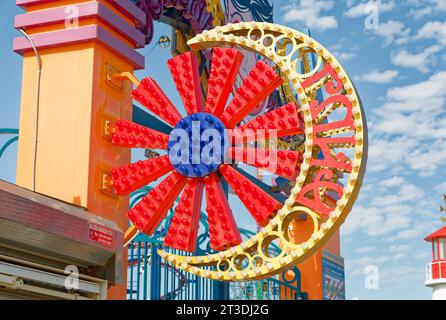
[13,0,146,299]
[283,219,342,300]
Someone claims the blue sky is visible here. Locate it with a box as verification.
[271,0,446,300]
[1,0,446,299]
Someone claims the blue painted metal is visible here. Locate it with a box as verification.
[150,243,161,300]
[168,112,228,178]
[143,243,148,300]
[0,136,19,158]
[133,104,172,135]
[0,129,19,159]
[136,243,141,299]
[234,166,287,203]
[129,242,134,299]
[0,128,19,135]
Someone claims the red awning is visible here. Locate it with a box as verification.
[425,225,446,242]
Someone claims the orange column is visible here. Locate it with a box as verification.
[14,0,146,299]
[282,216,341,300]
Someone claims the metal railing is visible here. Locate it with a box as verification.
[127,241,220,300]
[0,129,19,159]
[127,241,307,300]
[127,185,308,301]
[426,261,446,285]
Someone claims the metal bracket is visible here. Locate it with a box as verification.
[111,71,141,87]
[100,172,117,198]
[105,64,124,92]
[102,117,114,142]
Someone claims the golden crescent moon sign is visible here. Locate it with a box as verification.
[158,22,367,281]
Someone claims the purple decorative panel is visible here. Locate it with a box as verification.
[14,25,145,69]
[15,2,146,47]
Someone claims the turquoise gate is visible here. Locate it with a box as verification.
[127,187,308,301]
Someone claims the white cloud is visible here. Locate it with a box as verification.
[282,0,338,32]
[370,184,424,208]
[408,0,446,19]
[335,52,357,62]
[389,244,412,253]
[391,45,442,73]
[380,265,424,287]
[344,0,395,18]
[358,255,390,265]
[369,72,446,176]
[389,221,433,241]
[342,72,446,294]
[330,38,358,62]
[366,136,418,173]
[385,71,446,112]
[354,69,398,83]
[343,204,413,237]
[355,246,377,253]
[375,20,410,46]
[415,21,446,45]
[378,176,405,188]
[436,182,446,192]
[327,5,446,299]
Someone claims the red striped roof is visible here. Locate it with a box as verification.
[425,225,446,241]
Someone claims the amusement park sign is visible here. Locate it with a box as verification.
[110,22,367,282]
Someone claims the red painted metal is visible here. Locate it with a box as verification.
[425,226,446,242]
[164,179,204,252]
[167,52,203,115]
[127,171,187,235]
[227,147,302,180]
[205,47,243,116]
[431,261,446,279]
[111,155,173,195]
[230,102,303,143]
[132,77,183,127]
[111,119,169,149]
[220,61,283,128]
[204,173,241,251]
[219,165,281,226]
[108,47,312,252]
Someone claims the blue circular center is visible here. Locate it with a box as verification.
[168,113,228,178]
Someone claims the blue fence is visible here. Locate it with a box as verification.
[127,186,308,301]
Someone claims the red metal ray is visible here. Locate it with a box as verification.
[219,165,281,227]
[132,77,183,127]
[230,102,303,144]
[111,119,169,150]
[164,179,204,252]
[226,147,302,180]
[204,173,242,251]
[219,61,283,128]
[167,52,204,115]
[111,155,173,195]
[128,171,187,235]
[204,47,243,116]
